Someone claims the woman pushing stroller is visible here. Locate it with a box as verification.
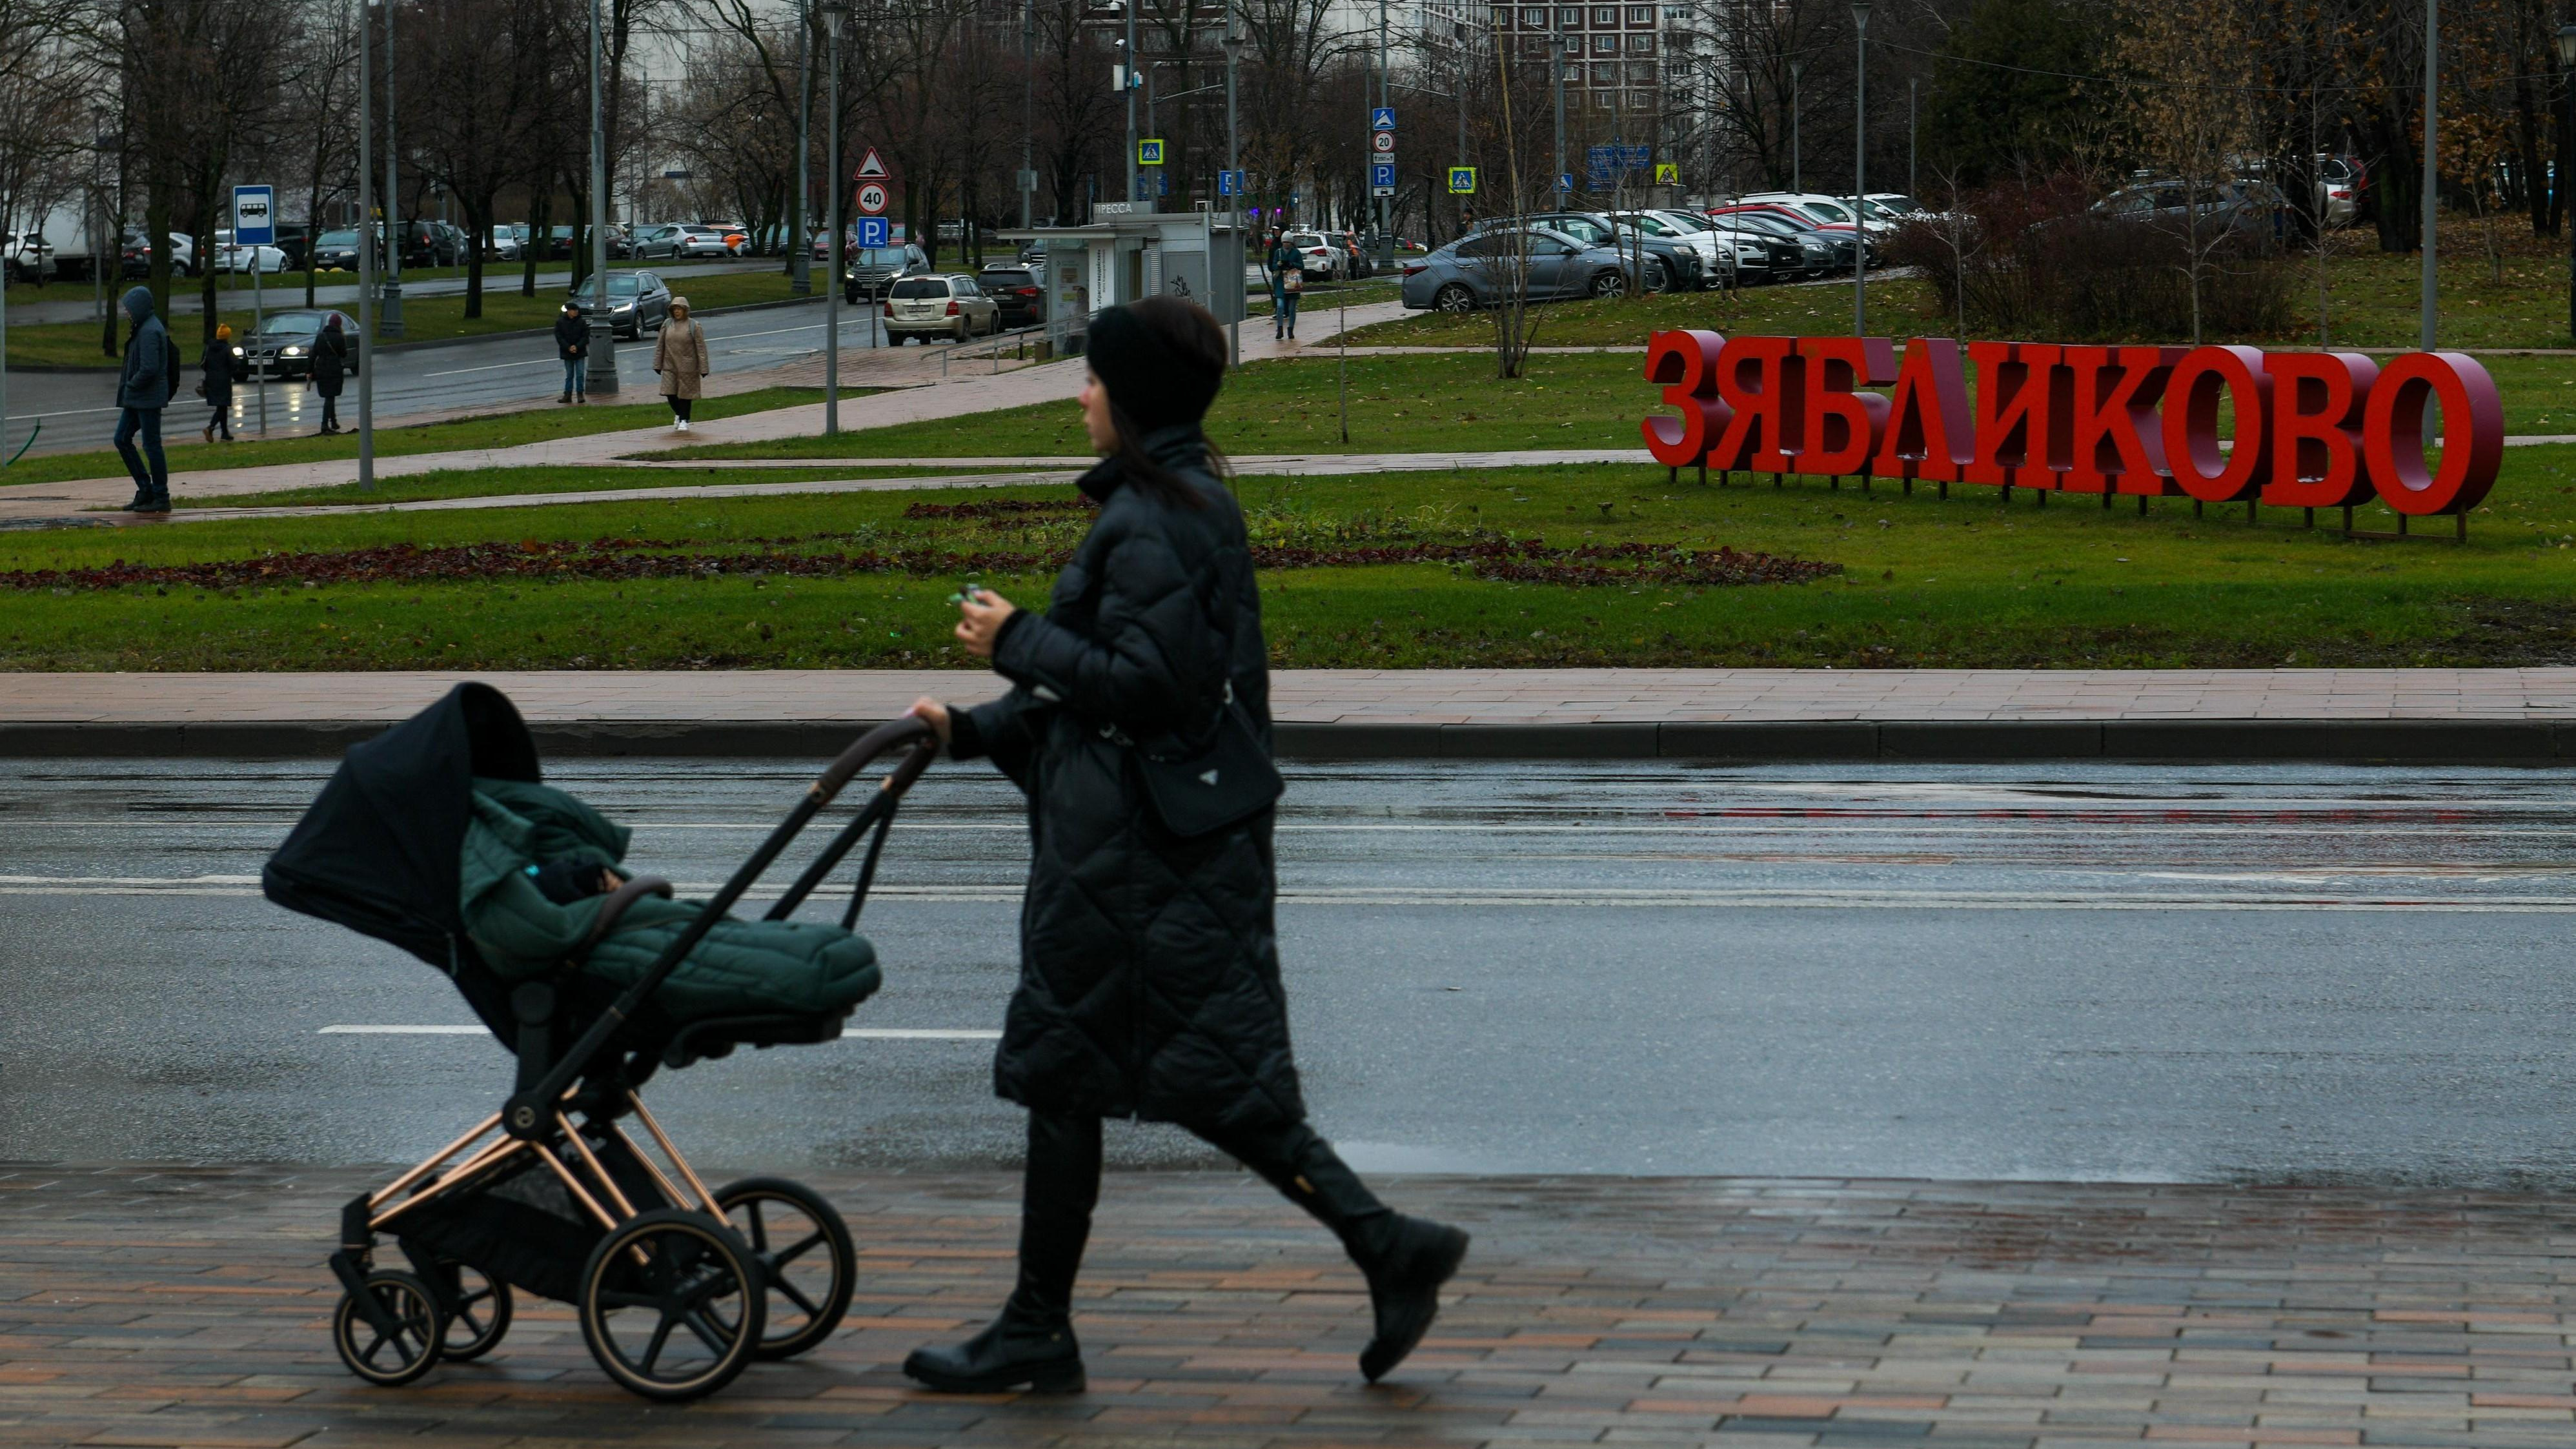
[900,296,1469,1394]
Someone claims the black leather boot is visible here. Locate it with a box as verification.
[1196,1118,1472,1383]
[901,1295,1085,1393]
[1355,1214,1470,1382]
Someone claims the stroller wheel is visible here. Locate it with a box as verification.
[578,1208,767,1401]
[716,1176,857,1359]
[332,1270,445,1387]
[436,1262,514,1361]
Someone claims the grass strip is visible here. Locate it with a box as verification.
[11,449,2576,671]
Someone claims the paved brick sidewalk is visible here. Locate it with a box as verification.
[12,668,2576,762]
[5,1164,2575,1447]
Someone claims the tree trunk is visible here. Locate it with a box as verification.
[522,193,547,297]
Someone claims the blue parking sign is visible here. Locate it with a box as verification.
[1370,162,1396,190]
[854,216,890,248]
[1218,170,1238,196]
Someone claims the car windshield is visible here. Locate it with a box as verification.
[1866,195,1920,216]
[890,279,947,299]
[259,312,326,335]
[983,269,1033,285]
[1731,213,1799,235]
[1284,232,1324,247]
[851,247,908,267]
[1798,201,1853,223]
[572,274,643,300]
[316,230,358,246]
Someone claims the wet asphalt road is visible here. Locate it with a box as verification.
[8,757,2576,1184]
[1,283,877,456]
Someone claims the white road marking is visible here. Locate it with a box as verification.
[10,875,2576,911]
[320,1024,999,1040]
[422,358,558,378]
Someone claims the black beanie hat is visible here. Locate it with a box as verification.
[1086,301,1222,434]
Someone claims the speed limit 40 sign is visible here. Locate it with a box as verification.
[856,181,889,216]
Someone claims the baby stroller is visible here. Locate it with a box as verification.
[264,682,938,1401]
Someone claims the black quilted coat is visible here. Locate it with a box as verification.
[948,424,1303,1131]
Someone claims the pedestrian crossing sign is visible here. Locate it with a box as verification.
[1654,162,1678,184]
[1447,166,1476,195]
[1139,138,1165,165]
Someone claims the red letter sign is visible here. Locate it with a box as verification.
[2363,352,2504,516]
[1641,329,1730,467]
[2262,352,2377,509]
[2162,345,2270,503]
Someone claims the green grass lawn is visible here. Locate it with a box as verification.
[11,447,2576,672]
[1352,219,2576,351]
[0,388,842,489]
[659,349,2576,465]
[8,270,817,369]
[2,256,766,309]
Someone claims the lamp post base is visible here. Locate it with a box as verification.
[378,280,404,339]
[586,323,621,395]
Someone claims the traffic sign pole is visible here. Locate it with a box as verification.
[236,185,276,437]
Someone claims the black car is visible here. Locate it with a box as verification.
[977,265,1043,328]
[240,309,360,380]
[1475,211,1703,293]
[308,227,377,272]
[567,269,672,339]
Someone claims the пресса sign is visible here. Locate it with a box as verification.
[1641,332,2502,518]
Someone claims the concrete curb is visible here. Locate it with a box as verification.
[8,716,2575,762]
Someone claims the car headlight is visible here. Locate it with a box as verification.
[282,345,305,356]
[613,303,633,313]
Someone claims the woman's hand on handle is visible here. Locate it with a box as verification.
[955,588,1017,658]
[907,697,952,747]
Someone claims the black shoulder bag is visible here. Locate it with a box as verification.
[1110,680,1282,838]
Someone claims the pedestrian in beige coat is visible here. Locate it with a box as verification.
[653,296,709,431]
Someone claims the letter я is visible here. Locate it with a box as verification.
[1703,335,1799,474]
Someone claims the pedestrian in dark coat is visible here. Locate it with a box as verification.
[899,296,1468,1397]
[554,302,588,403]
[112,284,176,513]
[310,314,347,434]
[199,323,236,442]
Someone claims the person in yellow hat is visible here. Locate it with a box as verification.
[199,323,237,443]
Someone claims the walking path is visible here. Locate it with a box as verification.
[0,300,1413,526]
[14,667,2576,762]
[6,1162,2576,1448]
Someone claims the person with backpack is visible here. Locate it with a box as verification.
[1265,228,1303,341]
[112,285,177,514]
[309,314,348,434]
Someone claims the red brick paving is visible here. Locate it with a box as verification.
[5,1166,2576,1446]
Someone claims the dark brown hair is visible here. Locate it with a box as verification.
[1100,295,1230,508]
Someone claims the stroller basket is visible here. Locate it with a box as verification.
[264,683,938,1401]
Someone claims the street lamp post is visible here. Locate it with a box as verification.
[380,0,402,338]
[2559,25,2576,340]
[1224,6,1243,364]
[1124,0,1139,205]
[1908,76,1916,203]
[1022,0,1037,228]
[1851,0,1869,337]
[823,0,847,434]
[793,0,811,294]
[1553,30,1568,201]
[358,0,378,489]
[2421,0,2437,350]
[585,0,619,393]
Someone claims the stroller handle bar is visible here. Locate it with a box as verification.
[500,714,941,1139]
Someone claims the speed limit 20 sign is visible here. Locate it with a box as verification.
[856,181,889,216]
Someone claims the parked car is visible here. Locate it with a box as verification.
[1399,226,1632,312]
[2317,156,2362,227]
[636,223,735,259]
[1492,210,1704,292]
[1611,209,1753,287]
[977,263,1044,327]
[566,269,673,339]
[881,272,1000,343]
[1324,229,1372,279]
[843,241,929,301]
[2090,177,2288,239]
[5,231,54,281]
[486,225,523,261]
[308,227,372,272]
[1280,229,1342,279]
[1685,210,1805,282]
[211,238,289,274]
[119,228,196,277]
[1706,205,1853,275]
[698,221,750,255]
[1741,192,1900,241]
[271,224,312,270]
[240,309,360,380]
